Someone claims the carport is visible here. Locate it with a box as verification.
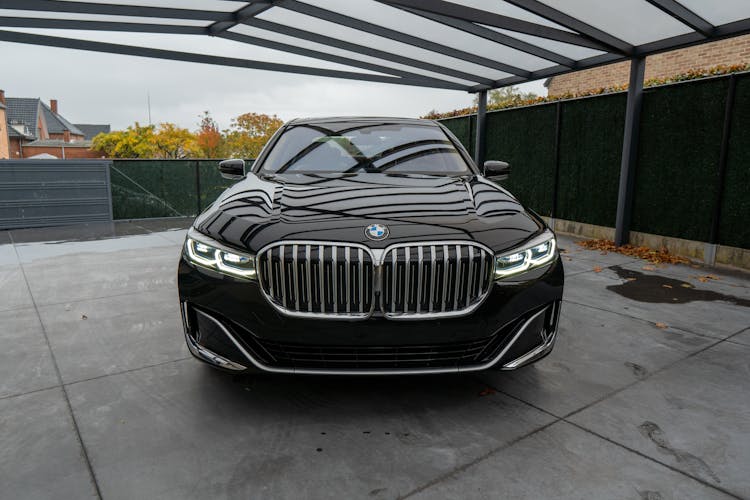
[1,2,750,499]
[2,0,750,244]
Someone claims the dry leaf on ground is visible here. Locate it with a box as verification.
[593,266,603,273]
[576,239,690,265]
[655,322,668,329]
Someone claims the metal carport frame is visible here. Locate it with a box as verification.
[1,0,749,244]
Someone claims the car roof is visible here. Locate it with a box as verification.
[287,116,438,126]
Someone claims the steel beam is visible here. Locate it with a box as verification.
[614,57,646,246]
[0,17,206,34]
[278,0,533,78]
[645,0,714,37]
[0,0,233,21]
[377,0,609,51]
[474,90,488,167]
[503,0,633,55]
[388,4,576,67]
[242,17,495,86]
[0,30,468,90]
[208,1,274,35]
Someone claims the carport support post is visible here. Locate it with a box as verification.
[614,56,646,247]
[474,89,488,168]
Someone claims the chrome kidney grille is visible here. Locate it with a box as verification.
[257,243,375,318]
[257,241,493,319]
[381,243,494,318]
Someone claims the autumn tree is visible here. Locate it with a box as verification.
[196,111,224,158]
[91,122,201,158]
[152,123,202,159]
[223,112,283,159]
[91,123,157,158]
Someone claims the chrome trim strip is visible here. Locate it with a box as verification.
[182,304,247,371]
[193,306,549,375]
[501,303,559,369]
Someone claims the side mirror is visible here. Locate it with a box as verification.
[483,160,511,179]
[218,159,246,180]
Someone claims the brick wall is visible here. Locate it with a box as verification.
[21,145,104,159]
[0,107,8,160]
[547,34,750,95]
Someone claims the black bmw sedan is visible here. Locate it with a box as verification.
[178,117,563,375]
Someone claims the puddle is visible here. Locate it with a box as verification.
[608,266,750,307]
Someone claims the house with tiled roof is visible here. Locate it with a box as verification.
[0,90,109,159]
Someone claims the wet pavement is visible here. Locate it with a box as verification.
[0,220,748,500]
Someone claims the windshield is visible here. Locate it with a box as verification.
[257,122,472,175]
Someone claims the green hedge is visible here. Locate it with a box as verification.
[632,78,727,242]
[486,104,557,215]
[110,159,240,220]
[440,73,750,249]
[720,75,750,248]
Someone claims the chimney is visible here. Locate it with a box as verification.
[0,90,5,105]
[50,99,58,114]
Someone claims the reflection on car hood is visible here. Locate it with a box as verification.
[193,173,544,253]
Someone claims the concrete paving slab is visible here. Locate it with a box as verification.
[728,327,750,346]
[20,243,181,305]
[479,301,715,417]
[0,242,17,265]
[8,221,151,244]
[38,288,188,384]
[0,265,34,312]
[0,388,97,500]
[0,308,58,399]
[570,341,750,497]
[564,268,750,338]
[67,360,555,500]
[408,421,733,500]
[14,232,178,262]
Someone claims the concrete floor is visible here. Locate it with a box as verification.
[0,219,748,500]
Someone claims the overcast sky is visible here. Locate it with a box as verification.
[1,32,547,131]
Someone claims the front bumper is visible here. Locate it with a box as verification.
[177,255,563,375]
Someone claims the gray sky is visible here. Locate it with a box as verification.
[0,33,547,132]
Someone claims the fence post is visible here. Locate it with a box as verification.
[706,74,738,264]
[551,101,563,228]
[195,160,202,215]
[474,89,488,167]
[614,57,646,246]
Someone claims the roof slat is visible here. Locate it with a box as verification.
[0,0,234,22]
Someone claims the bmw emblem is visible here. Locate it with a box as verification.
[365,223,389,241]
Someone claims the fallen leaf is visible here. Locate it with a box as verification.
[662,284,672,289]
[626,277,637,281]
[655,322,668,329]
[680,283,693,288]
[478,388,496,397]
[81,314,88,320]
[642,265,655,271]
[593,266,603,273]
[576,239,689,265]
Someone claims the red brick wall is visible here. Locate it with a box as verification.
[21,146,104,159]
[9,137,23,158]
[547,34,750,95]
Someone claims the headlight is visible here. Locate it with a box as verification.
[495,231,556,279]
[185,230,256,279]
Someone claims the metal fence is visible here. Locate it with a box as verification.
[441,72,750,249]
[0,159,112,230]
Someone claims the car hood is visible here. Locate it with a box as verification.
[193,173,544,254]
